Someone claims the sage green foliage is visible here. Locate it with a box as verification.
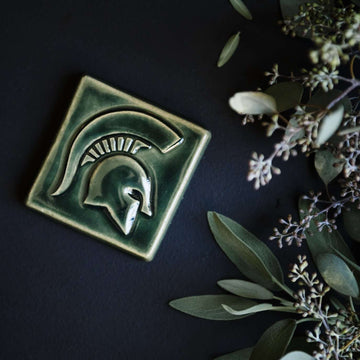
[169,295,256,321]
[298,198,355,262]
[217,32,240,68]
[229,0,252,20]
[215,347,253,360]
[217,279,274,300]
[280,352,314,360]
[316,104,344,146]
[314,150,343,185]
[265,82,304,112]
[229,92,277,115]
[223,303,296,316]
[208,212,284,290]
[316,253,360,297]
[343,205,360,242]
[249,319,297,360]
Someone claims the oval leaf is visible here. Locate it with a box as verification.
[265,82,304,112]
[223,303,296,316]
[314,150,343,185]
[208,212,284,290]
[229,0,252,20]
[215,347,253,360]
[218,279,274,300]
[317,253,359,297]
[308,89,352,113]
[343,205,360,242]
[217,32,240,68]
[316,105,344,146]
[229,92,277,115]
[280,351,314,360]
[298,198,355,262]
[169,295,256,321]
[250,319,297,360]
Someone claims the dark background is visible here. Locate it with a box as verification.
[0,1,328,359]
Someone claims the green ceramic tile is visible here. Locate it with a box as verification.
[26,76,211,260]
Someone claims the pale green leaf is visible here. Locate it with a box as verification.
[343,205,360,242]
[280,351,314,360]
[249,319,297,360]
[338,126,360,136]
[208,212,284,290]
[298,198,355,262]
[229,0,252,20]
[316,105,344,146]
[169,295,257,321]
[314,150,343,185]
[218,279,274,300]
[317,253,359,297]
[265,82,303,112]
[229,92,277,115]
[222,303,296,316]
[217,32,240,68]
[215,347,253,360]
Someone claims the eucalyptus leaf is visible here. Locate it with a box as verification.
[215,347,253,360]
[314,150,343,185]
[338,126,360,136]
[298,198,355,262]
[308,89,352,113]
[169,295,257,321]
[280,0,308,19]
[343,205,360,242]
[208,212,284,290]
[229,92,277,115]
[265,82,303,112]
[218,279,274,300]
[217,32,240,68]
[280,351,314,360]
[316,253,359,297]
[286,117,305,143]
[316,105,344,146]
[222,303,296,316]
[351,0,360,7]
[333,248,360,273]
[229,0,252,20]
[249,319,297,360]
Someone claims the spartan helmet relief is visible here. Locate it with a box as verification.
[51,110,182,236]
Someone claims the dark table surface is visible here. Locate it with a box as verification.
[0,1,331,359]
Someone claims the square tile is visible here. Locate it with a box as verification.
[26,76,211,260]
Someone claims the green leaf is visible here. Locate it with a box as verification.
[316,105,344,146]
[229,0,252,20]
[229,92,277,115]
[298,198,355,262]
[308,89,352,113]
[280,351,314,360]
[218,279,274,300]
[317,253,359,297]
[343,205,360,242]
[169,295,257,321]
[265,82,304,112]
[332,248,360,273]
[215,347,253,360]
[338,126,360,136]
[280,0,308,19]
[351,0,360,7]
[217,32,240,68]
[222,303,296,316]
[208,212,284,290]
[314,150,343,185]
[249,319,297,360]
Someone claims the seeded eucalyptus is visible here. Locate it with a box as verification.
[171,1,360,359]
